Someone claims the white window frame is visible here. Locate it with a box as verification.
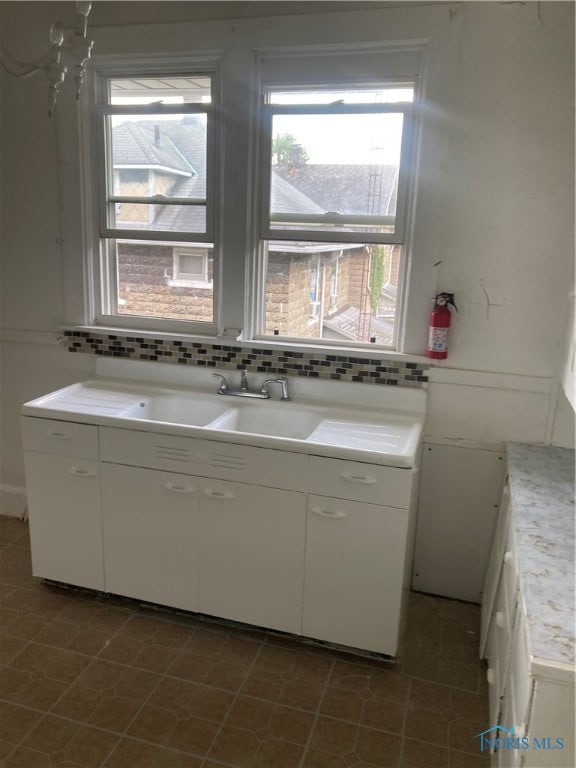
[259,100,415,246]
[251,60,418,349]
[86,57,222,335]
[61,8,460,355]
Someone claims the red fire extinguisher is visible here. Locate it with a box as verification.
[427,292,457,359]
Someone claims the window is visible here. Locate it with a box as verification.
[172,249,212,285]
[85,45,419,350]
[257,83,414,347]
[95,73,217,330]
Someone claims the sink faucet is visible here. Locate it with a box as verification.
[212,371,290,401]
[260,377,291,401]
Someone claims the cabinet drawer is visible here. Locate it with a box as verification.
[22,417,98,459]
[308,456,412,508]
[100,427,307,491]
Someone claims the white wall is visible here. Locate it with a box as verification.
[1,4,573,497]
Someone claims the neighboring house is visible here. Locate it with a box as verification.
[113,118,400,343]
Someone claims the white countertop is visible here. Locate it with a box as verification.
[22,371,426,469]
[507,443,575,674]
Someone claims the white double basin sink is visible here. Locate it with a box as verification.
[22,377,426,468]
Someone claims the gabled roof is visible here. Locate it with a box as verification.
[274,164,398,217]
[270,174,325,215]
[112,121,195,176]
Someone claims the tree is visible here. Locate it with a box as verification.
[273,133,309,167]
[368,245,386,314]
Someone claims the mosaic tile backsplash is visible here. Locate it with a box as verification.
[64,331,429,387]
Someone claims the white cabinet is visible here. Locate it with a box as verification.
[24,450,104,590]
[101,463,199,612]
[482,478,575,768]
[198,480,305,634]
[23,416,418,656]
[303,495,408,654]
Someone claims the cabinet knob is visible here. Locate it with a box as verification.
[203,488,234,500]
[311,506,347,519]
[340,472,376,485]
[68,467,97,478]
[165,483,195,494]
[46,431,71,439]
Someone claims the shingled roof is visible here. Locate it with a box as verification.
[273,164,398,217]
[112,121,195,176]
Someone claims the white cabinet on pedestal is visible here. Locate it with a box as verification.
[22,418,104,591]
[303,495,408,654]
[198,480,306,634]
[22,415,421,656]
[101,463,199,612]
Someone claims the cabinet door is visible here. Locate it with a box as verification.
[101,463,199,612]
[198,480,306,634]
[303,495,408,655]
[24,450,104,590]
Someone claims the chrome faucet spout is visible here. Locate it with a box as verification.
[239,368,249,391]
[260,376,291,401]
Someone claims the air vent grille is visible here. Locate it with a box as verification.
[154,444,191,463]
[208,454,247,472]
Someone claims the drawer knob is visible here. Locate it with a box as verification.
[203,488,234,500]
[340,472,376,485]
[68,467,97,478]
[311,506,347,519]
[165,484,195,494]
[46,431,71,439]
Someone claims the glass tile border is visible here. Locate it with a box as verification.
[63,331,429,387]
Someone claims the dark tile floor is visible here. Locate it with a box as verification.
[0,516,490,767]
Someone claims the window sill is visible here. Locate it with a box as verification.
[167,279,213,290]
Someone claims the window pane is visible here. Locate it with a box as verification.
[263,240,400,346]
[115,241,213,322]
[269,112,404,234]
[110,76,211,104]
[178,253,204,278]
[108,114,207,233]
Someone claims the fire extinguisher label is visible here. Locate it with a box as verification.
[428,327,448,352]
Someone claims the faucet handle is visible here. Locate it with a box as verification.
[212,373,229,393]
